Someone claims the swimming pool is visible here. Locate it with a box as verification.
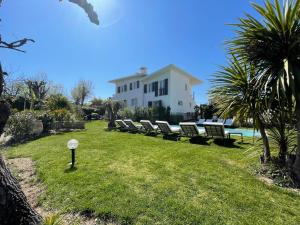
[172,125,261,137]
[224,128,260,137]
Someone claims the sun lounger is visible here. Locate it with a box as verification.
[224,118,234,127]
[205,119,213,123]
[179,122,206,143]
[140,120,159,135]
[115,120,129,131]
[203,122,243,143]
[124,119,143,133]
[217,118,225,124]
[197,118,206,126]
[155,121,181,140]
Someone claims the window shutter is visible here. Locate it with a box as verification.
[164,79,168,95]
[155,81,158,97]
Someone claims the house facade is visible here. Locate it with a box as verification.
[109,64,202,114]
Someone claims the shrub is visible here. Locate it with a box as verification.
[50,109,75,122]
[72,105,85,121]
[119,107,134,119]
[169,114,184,125]
[34,110,54,132]
[46,94,71,111]
[5,111,38,141]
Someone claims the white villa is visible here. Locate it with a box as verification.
[109,64,202,114]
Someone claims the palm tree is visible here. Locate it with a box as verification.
[104,99,123,129]
[210,56,271,162]
[230,0,300,181]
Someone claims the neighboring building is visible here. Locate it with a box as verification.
[109,64,202,114]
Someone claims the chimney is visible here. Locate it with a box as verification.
[139,67,148,75]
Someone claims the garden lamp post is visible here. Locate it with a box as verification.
[67,139,79,168]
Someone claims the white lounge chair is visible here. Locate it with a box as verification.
[205,119,213,123]
[203,122,230,140]
[140,120,159,134]
[124,119,143,132]
[197,118,206,126]
[217,118,225,124]
[224,119,234,127]
[179,122,205,139]
[155,121,181,140]
[115,120,129,131]
[203,122,243,142]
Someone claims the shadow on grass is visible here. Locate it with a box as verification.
[163,134,181,141]
[189,137,210,145]
[213,139,242,149]
[64,166,78,173]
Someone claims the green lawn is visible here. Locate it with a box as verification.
[5,121,300,225]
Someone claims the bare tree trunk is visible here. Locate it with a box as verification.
[258,120,271,163]
[293,102,300,184]
[0,156,42,225]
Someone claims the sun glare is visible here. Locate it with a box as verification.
[90,0,124,28]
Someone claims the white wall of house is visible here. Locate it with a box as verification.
[110,65,201,114]
[112,77,144,108]
[142,72,171,109]
[169,69,196,114]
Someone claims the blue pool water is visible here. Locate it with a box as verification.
[172,125,260,137]
[224,128,260,137]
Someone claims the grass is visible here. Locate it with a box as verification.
[5,121,300,225]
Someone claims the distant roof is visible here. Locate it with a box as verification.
[109,73,147,83]
[109,64,202,85]
[142,64,202,85]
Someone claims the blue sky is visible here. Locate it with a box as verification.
[1,0,264,104]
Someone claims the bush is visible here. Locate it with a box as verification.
[119,107,134,119]
[5,111,38,141]
[46,94,71,111]
[50,109,75,122]
[72,105,85,121]
[169,114,184,125]
[119,106,172,123]
[34,110,54,132]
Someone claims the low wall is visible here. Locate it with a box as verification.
[52,121,85,130]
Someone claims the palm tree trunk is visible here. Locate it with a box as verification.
[258,119,271,163]
[0,155,42,225]
[293,101,300,184]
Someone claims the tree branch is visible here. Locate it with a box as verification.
[0,37,35,53]
[65,0,99,25]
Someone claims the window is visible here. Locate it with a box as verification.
[178,100,183,106]
[148,101,152,107]
[124,100,127,107]
[185,83,188,91]
[117,87,121,93]
[159,79,168,96]
[130,83,132,90]
[159,80,163,96]
[154,81,159,97]
[164,79,168,95]
[124,84,127,92]
[137,81,140,89]
[144,84,147,93]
